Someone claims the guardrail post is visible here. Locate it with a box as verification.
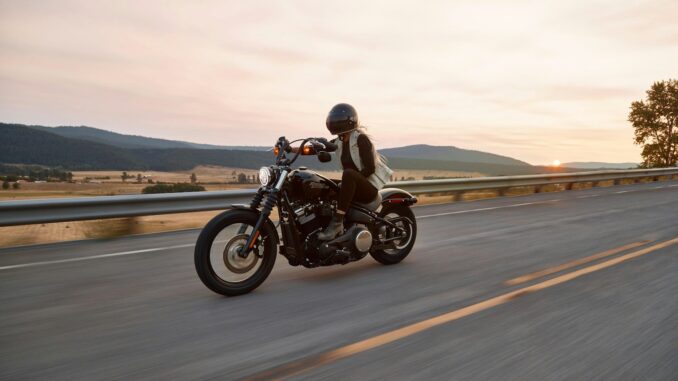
[613,179,621,186]
[453,192,463,201]
[565,183,574,190]
[497,187,509,197]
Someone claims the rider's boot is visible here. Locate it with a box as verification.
[318,211,344,240]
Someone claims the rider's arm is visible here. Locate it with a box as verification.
[288,138,337,154]
[357,134,375,177]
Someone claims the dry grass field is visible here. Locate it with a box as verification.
[1,166,483,201]
[72,166,263,184]
[73,166,482,185]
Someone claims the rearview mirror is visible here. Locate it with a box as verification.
[317,151,331,163]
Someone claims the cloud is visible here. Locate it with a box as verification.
[0,0,674,164]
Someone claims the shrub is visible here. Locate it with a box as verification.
[142,182,206,194]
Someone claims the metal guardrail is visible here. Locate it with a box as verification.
[393,167,678,194]
[0,168,676,227]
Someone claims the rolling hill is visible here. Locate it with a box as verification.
[380,144,530,166]
[2,122,564,175]
[25,124,269,151]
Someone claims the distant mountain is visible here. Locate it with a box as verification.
[562,162,638,169]
[1,124,142,169]
[384,157,545,175]
[380,144,531,167]
[1,122,569,175]
[26,124,269,151]
[1,123,278,170]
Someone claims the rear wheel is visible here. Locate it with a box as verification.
[370,205,417,265]
[194,209,277,296]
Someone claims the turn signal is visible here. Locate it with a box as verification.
[273,146,280,156]
[302,145,313,155]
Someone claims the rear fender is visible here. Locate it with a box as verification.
[379,188,418,206]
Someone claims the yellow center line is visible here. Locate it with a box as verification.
[242,236,678,381]
[504,240,651,286]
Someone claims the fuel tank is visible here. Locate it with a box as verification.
[286,168,339,201]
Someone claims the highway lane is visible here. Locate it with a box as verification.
[0,180,677,380]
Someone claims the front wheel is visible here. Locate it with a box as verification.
[194,209,277,296]
[370,205,417,265]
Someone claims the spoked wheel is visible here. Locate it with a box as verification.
[194,209,277,296]
[370,205,417,265]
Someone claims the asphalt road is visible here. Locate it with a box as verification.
[1,181,677,380]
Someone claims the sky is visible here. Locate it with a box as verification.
[1,0,677,164]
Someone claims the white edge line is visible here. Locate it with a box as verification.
[576,194,600,199]
[418,199,560,219]
[0,243,196,271]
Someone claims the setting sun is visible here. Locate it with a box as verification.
[552,160,561,167]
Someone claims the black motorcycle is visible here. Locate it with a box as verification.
[194,136,418,296]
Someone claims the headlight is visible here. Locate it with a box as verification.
[259,167,273,186]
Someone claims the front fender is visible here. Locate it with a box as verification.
[229,205,280,244]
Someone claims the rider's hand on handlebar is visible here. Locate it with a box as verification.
[314,137,337,152]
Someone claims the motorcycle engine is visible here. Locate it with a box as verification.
[291,201,372,266]
[293,201,332,237]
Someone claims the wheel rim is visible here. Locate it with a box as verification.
[383,212,413,255]
[209,223,265,283]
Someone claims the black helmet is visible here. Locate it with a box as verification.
[326,103,359,135]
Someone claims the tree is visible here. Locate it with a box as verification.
[136,173,142,183]
[121,171,129,182]
[12,182,19,189]
[190,173,197,184]
[2,180,9,190]
[237,173,247,184]
[67,172,73,182]
[629,79,678,167]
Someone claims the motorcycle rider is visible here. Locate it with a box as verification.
[317,103,394,240]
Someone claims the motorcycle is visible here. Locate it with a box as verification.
[194,136,418,296]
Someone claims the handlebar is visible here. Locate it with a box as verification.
[275,137,334,166]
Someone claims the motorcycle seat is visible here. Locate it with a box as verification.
[353,193,382,211]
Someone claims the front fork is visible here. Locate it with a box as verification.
[237,189,266,234]
[238,169,288,258]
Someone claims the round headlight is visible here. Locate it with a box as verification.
[259,167,272,186]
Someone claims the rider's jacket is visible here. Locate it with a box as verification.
[332,130,393,190]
